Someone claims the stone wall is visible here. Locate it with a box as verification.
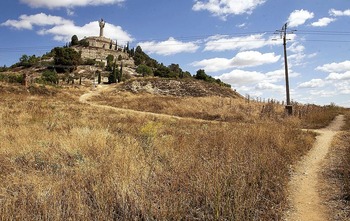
[73,45,134,67]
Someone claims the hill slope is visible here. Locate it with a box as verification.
[120,78,241,98]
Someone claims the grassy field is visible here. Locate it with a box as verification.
[0,81,342,220]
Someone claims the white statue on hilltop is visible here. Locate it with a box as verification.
[99,18,105,37]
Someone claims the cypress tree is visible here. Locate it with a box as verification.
[118,62,123,83]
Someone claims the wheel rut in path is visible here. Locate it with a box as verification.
[284,115,345,221]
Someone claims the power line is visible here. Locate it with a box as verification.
[0,29,350,51]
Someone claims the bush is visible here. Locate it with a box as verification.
[84,59,96,66]
[136,64,153,77]
[41,70,59,84]
[0,73,23,84]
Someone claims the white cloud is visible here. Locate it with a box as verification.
[204,34,279,52]
[287,9,314,27]
[20,0,124,9]
[298,79,326,88]
[286,42,316,67]
[255,82,284,92]
[329,8,350,17]
[326,71,350,80]
[1,13,73,30]
[334,81,350,94]
[192,0,266,20]
[236,23,247,28]
[138,37,199,56]
[192,57,232,72]
[310,90,337,98]
[1,13,133,43]
[41,21,133,43]
[311,17,336,27]
[316,60,350,73]
[288,42,305,53]
[265,69,300,83]
[215,70,265,85]
[215,69,286,94]
[232,51,280,67]
[66,8,75,16]
[192,51,280,72]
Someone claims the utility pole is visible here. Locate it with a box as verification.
[276,23,295,115]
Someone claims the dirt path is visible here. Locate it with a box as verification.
[284,115,345,221]
[79,84,216,123]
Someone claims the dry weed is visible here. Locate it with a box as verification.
[0,83,317,220]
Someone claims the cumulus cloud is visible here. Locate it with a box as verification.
[215,70,265,85]
[20,0,124,9]
[1,13,73,30]
[334,81,350,94]
[287,9,314,27]
[265,69,299,83]
[191,51,280,72]
[316,60,350,73]
[1,13,133,43]
[288,42,305,53]
[214,69,288,93]
[329,8,350,17]
[311,17,336,27]
[192,0,266,19]
[138,37,199,56]
[204,34,280,52]
[326,72,350,80]
[310,89,337,98]
[298,79,326,88]
[255,82,284,92]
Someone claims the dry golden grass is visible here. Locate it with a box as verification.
[0,82,318,220]
[91,90,286,123]
[294,104,345,129]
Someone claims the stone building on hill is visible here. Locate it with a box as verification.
[71,19,134,67]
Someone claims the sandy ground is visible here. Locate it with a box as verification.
[284,115,345,221]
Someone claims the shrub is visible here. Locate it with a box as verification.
[41,70,59,84]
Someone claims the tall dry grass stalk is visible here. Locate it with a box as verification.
[0,83,317,220]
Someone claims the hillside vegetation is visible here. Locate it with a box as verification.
[0,82,325,220]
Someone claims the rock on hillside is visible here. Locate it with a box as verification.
[120,78,242,98]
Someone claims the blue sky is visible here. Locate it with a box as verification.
[1,0,350,107]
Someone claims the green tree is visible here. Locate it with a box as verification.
[42,70,58,84]
[136,64,153,77]
[18,54,40,67]
[78,39,89,47]
[108,62,118,83]
[97,71,102,84]
[133,46,158,68]
[194,69,210,81]
[0,65,7,72]
[118,63,123,83]
[53,47,82,66]
[71,35,79,46]
[106,55,114,71]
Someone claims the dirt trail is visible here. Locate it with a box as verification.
[285,115,345,221]
[79,85,216,123]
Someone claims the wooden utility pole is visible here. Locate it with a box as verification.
[276,23,295,115]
